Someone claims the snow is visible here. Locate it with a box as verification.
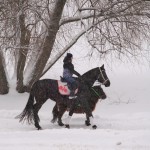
[0,63,150,150]
[0,47,150,150]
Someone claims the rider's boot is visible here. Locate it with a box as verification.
[69,83,77,99]
[69,90,77,99]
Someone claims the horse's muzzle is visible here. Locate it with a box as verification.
[105,81,110,87]
[101,94,107,99]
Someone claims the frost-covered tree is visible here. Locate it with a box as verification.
[0,0,150,94]
[0,51,9,94]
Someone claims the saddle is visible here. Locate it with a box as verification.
[57,77,78,95]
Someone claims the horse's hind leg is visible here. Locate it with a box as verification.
[33,101,45,130]
[57,104,67,126]
[51,104,59,123]
[65,99,79,128]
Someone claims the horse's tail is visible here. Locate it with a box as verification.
[16,93,34,124]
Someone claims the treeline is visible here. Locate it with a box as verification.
[0,0,150,94]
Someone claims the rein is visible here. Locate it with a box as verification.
[91,87,102,99]
[98,67,109,85]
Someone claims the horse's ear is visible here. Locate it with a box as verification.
[101,64,104,69]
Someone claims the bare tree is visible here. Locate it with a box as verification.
[0,0,150,94]
[0,51,9,94]
[40,0,150,78]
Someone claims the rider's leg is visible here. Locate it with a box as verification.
[66,77,77,99]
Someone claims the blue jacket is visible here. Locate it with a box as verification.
[63,62,80,78]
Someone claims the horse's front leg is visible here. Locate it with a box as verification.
[89,116,97,129]
[85,115,91,126]
[80,98,97,129]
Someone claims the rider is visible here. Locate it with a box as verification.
[63,53,81,99]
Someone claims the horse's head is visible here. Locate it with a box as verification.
[80,64,110,88]
[97,64,110,87]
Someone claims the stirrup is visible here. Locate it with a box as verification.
[69,95,77,99]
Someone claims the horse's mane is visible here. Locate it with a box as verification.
[81,67,98,77]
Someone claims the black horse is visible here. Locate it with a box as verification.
[51,85,107,127]
[16,64,110,130]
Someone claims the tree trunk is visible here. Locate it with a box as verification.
[0,52,9,94]
[16,14,30,93]
[26,0,67,91]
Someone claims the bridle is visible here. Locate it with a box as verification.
[97,67,109,85]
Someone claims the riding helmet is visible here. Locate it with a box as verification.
[63,53,73,62]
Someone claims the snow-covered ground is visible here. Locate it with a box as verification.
[0,58,150,150]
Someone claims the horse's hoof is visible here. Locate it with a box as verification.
[37,127,42,130]
[65,124,70,129]
[85,120,91,126]
[92,125,97,129]
[58,121,64,126]
[35,124,42,130]
[59,123,64,126]
[51,119,57,123]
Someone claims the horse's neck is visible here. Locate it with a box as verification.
[90,96,98,103]
[89,95,99,111]
[86,78,95,87]
[90,90,99,102]
[82,68,98,86]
